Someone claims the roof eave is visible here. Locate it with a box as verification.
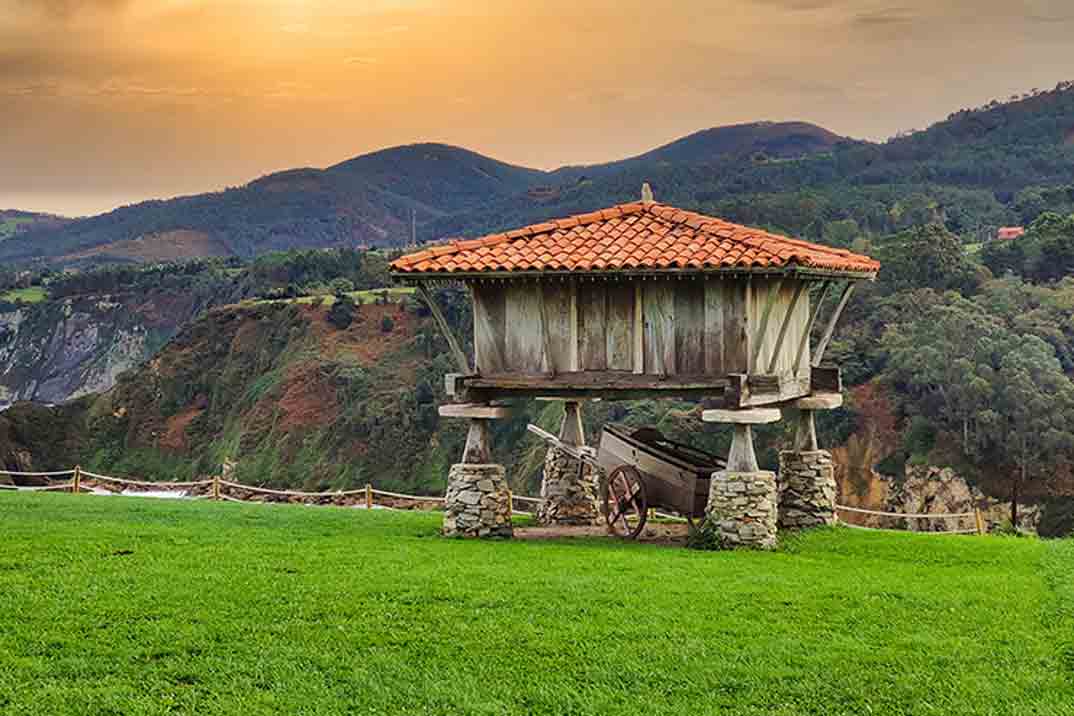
[391,266,878,283]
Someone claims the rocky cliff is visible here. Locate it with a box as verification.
[0,291,213,410]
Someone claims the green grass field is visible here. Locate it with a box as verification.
[249,287,416,308]
[1,493,1072,715]
[0,286,47,304]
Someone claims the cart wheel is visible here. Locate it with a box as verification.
[604,465,648,539]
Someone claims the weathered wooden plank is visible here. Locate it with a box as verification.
[541,283,573,374]
[471,284,506,374]
[417,284,470,374]
[607,283,635,371]
[675,280,705,374]
[723,279,751,374]
[767,280,806,374]
[465,371,731,401]
[633,283,644,374]
[644,280,676,375]
[703,279,725,376]
[794,281,830,375]
[812,282,855,368]
[568,282,579,372]
[577,283,608,371]
[505,283,546,373]
[750,277,785,373]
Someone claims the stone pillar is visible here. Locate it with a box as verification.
[778,449,836,529]
[439,403,513,538]
[536,401,600,526]
[700,408,781,549]
[778,393,843,530]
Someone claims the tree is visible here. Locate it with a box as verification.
[326,294,357,329]
[977,336,1074,525]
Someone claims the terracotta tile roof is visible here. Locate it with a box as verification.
[391,202,880,277]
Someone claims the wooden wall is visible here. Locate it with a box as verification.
[471,276,813,378]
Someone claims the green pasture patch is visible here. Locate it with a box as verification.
[0,494,1071,715]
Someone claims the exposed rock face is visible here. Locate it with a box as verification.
[705,471,778,549]
[837,464,1041,533]
[443,464,513,538]
[536,447,601,526]
[889,466,1041,533]
[0,293,209,408]
[779,449,837,529]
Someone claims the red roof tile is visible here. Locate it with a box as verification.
[391,202,880,276]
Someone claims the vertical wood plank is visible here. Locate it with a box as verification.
[568,281,579,372]
[704,279,725,376]
[633,283,644,374]
[767,280,806,374]
[472,283,506,374]
[644,279,676,375]
[541,283,573,373]
[505,283,546,373]
[675,280,705,374]
[577,283,608,370]
[724,278,751,374]
[606,283,635,371]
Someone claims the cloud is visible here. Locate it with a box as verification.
[851,6,918,27]
[15,0,129,19]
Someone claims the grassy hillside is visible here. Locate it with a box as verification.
[1,494,1071,715]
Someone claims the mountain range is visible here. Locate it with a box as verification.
[5,81,1074,269]
[0,121,856,267]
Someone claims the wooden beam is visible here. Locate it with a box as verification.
[568,281,580,372]
[464,371,731,402]
[750,277,785,372]
[793,281,830,375]
[812,282,855,368]
[538,288,556,376]
[701,407,781,424]
[439,403,512,419]
[633,282,644,374]
[418,284,470,374]
[767,280,806,374]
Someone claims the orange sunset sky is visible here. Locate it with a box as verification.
[3,0,1074,216]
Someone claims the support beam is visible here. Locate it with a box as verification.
[751,277,785,372]
[812,282,855,368]
[767,281,807,375]
[558,401,585,446]
[439,403,512,419]
[417,284,470,374]
[793,411,819,452]
[462,419,492,464]
[793,281,830,374]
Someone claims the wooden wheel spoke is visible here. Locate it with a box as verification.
[603,465,648,539]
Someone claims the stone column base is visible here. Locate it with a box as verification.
[536,447,601,526]
[443,464,513,538]
[705,470,778,549]
[778,450,837,529]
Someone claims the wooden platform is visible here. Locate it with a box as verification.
[463,371,730,400]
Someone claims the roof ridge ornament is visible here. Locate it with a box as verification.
[641,182,654,203]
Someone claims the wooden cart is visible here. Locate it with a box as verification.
[596,425,726,538]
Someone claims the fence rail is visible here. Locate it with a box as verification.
[2,467,988,535]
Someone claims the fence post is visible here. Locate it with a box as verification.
[975,508,985,535]
[72,465,82,494]
[212,474,221,501]
[507,489,513,520]
[365,483,373,510]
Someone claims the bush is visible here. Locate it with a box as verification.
[326,294,357,329]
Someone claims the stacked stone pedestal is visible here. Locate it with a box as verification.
[536,447,601,526]
[443,463,513,538]
[705,470,778,549]
[778,450,837,529]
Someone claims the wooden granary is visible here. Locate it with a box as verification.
[391,189,879,543]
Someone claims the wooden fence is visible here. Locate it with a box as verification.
[2,466,986,534]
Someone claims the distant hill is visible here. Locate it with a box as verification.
[0,124,849,267]
[0,210,69,242]
[5,82,1074,267]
